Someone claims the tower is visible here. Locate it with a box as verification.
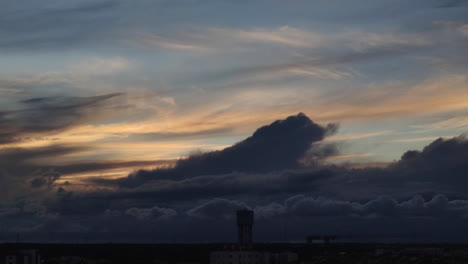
[236,209,254,247]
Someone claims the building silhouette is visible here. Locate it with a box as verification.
[237,209,254,247]
[210,210,298,264]
[0,249,40,264]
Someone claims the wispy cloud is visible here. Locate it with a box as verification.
[133,33,210,52]
[315,74,468,121]
[0,56,133,94]
[325,131,393,142]
[387,135,456,143]
[0,87,24,94]
[413,116,468,131]
[132,26,324,52]
[433,20,468,37]
[68,57,132,76]
[324,153,375,160]
[131,26,431,55]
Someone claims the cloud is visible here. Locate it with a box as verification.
[433,21,468,37]
[1,112,468,242]
[134,33,210,52]
[117,127,233,142]
[0,143,172,203]
[315,75,468,121]
[3,130,468,242]
[0,56,132,96]
[288,196,360,217]
[186,198,249,219]
[134,26,324,52]
[85,134,468,207]
[206,44,427,85]
[30,170,61,188]
[54,160,173,179]
[118,113,337,187]
[1,0,468,242]
[0,0,118,51]
[0,145,84,201]
[125,205,177,220]
[251,193,468,219]
[391,135,468,185]
[93,168,337,203]
[0,93,122,144]
[387,136,456,143]
[414,116,468,131]
[436,0,468,8]
[134,26,430,54]
[68,57,132,76]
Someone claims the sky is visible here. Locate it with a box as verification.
[1,0,468,243]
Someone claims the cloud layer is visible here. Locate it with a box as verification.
[1,113,467,242]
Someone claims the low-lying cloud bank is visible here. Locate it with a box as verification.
[4,193,468,243]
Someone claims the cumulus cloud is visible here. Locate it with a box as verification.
[92,124,468,208]
[119,113,337,187]
[78,134,468,215]
[390,135,468,185]
[251,193,468,219]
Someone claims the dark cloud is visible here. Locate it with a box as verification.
[0,145,83,199]
[2,113,468,242]
[0,144,169,203]
[30,170,61,188]
[101,168,337,203]
[4,193,468,242]
[27,159,167,189]
[124,205,177,220]
[391,136,468,185]
[186,198,249,219]
[79,135,468,215]
[0,93,122,144]
[118,113,337,187]
[93,125,468,208]
[225,193,468,220]
[53,160,172,177]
